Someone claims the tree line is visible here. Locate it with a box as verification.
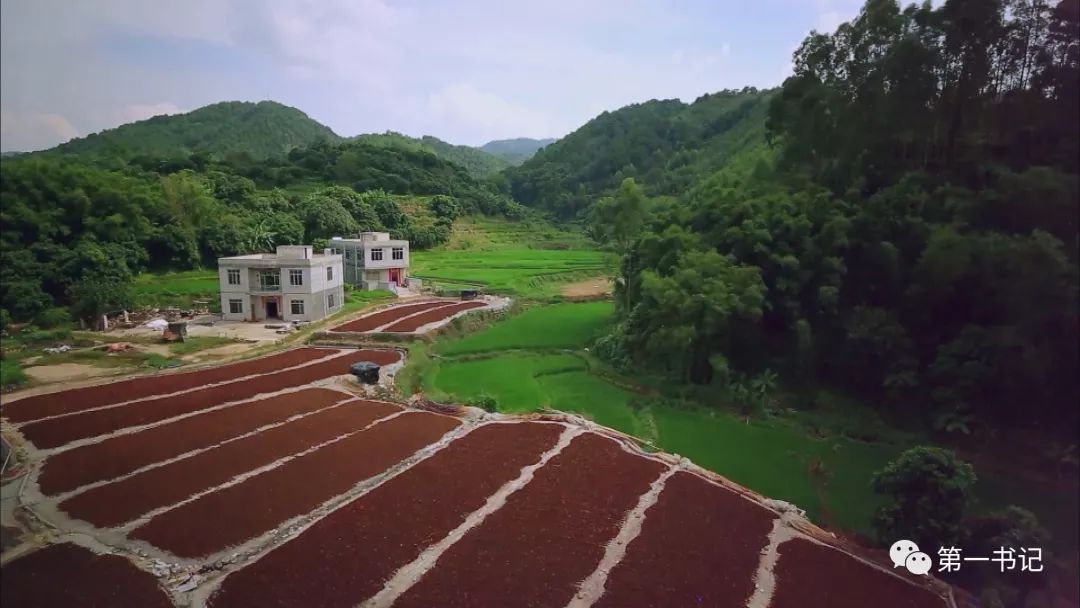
[0,141,524,327]
[591,0,1078,434]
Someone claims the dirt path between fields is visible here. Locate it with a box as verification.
[561,277,612,299]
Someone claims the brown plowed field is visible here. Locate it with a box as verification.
[770,537,949,608]
[0,543,172,608]
[380,301,487,332]
[4,347,333,423]
[595,471,777,608]
[60,400,401,527]
[332,301,451,332]
[131,412,461,558]
[39,388,351,495]
[208,422,564,608]
[19,349,398,448]
[393,432,666,608]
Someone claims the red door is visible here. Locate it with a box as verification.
[389,268,401,285]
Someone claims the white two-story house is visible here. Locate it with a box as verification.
[218,245,344,322]
[329,232,412,291]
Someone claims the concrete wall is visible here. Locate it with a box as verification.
[217,256,343,321]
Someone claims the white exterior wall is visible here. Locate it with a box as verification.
[331,233,409,290]
[218,250,343,322]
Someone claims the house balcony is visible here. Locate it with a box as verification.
[251,284,281,293]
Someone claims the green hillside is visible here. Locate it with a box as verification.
[51,101,342,160]
[351,131,509,179]
[479,137,556,165]
[507,88,771,217]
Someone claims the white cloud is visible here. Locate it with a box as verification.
[0,108,78,151]
[425,84,554,145]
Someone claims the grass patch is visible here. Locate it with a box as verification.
[26,348,181,370]
[0,359,28,389]
[342,289,395,313]
[168,336,241,356]
[133,270,220,310]
[438,301,613,355]
[431,353,585,410]
[412,217,610,298]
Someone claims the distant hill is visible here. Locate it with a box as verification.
[507,88,772,217]
[351,132,509,179]
[50,101,342,160]
[479,137,556,165]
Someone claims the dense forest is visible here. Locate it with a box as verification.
[507,88,771,217]
[479,137,557,165]
[351,132,511,179]
[50,101,341,160]
[0,135,523,327]
[582,0,1078,438]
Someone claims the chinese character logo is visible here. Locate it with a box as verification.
[890,540,934,575]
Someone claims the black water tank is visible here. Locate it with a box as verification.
[350,361,381,384]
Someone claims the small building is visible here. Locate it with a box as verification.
[330,232,411,291]
[218,245,344,322]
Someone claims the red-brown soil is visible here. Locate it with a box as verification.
[208,422,564,608]
[4,347,332,423]
[39,388,351,495]
[380,301,486,332]
[18,349,398,448]
[0,543,172,608]
[595,471,776,608]
[394,432,666,608]
[332,301,451,332]
[131,412,461,558]
[60,400,401,528]
[770,537,949,608]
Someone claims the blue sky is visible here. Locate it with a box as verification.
[0,0,865,152]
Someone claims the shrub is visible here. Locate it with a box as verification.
[468,394,498,412]
[35,307,73,329]
[15,326,73,345]
[0,359,29,389]
[871,446,976,549]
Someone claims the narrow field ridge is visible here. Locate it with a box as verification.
[361,425,584,608]
[4,347,337,423]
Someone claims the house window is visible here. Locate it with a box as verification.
[228,299,243,314]
[290,299,305,315]
[392,247,404,260]
[227,269,241,285]
[328,293,336,308]
[345,249,352,259]
[371,248,384,261]
[260,273,280,290]
[327,266,333,281]
[289,269,303,286]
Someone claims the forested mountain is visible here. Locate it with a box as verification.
[50,101,342,160]
[0,138,523,325]
[589,0,1078,445]
[507,88,770,217]
[478,137,556,165]
[351,132,509,178]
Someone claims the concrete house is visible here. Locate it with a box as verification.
[329,232,412,291]
[218,245,344,322]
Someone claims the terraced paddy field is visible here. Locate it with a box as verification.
[412,248,609,297]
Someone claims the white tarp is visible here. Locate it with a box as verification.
[143,318,169,330]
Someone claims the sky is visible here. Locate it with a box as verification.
[0,0,866,152]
